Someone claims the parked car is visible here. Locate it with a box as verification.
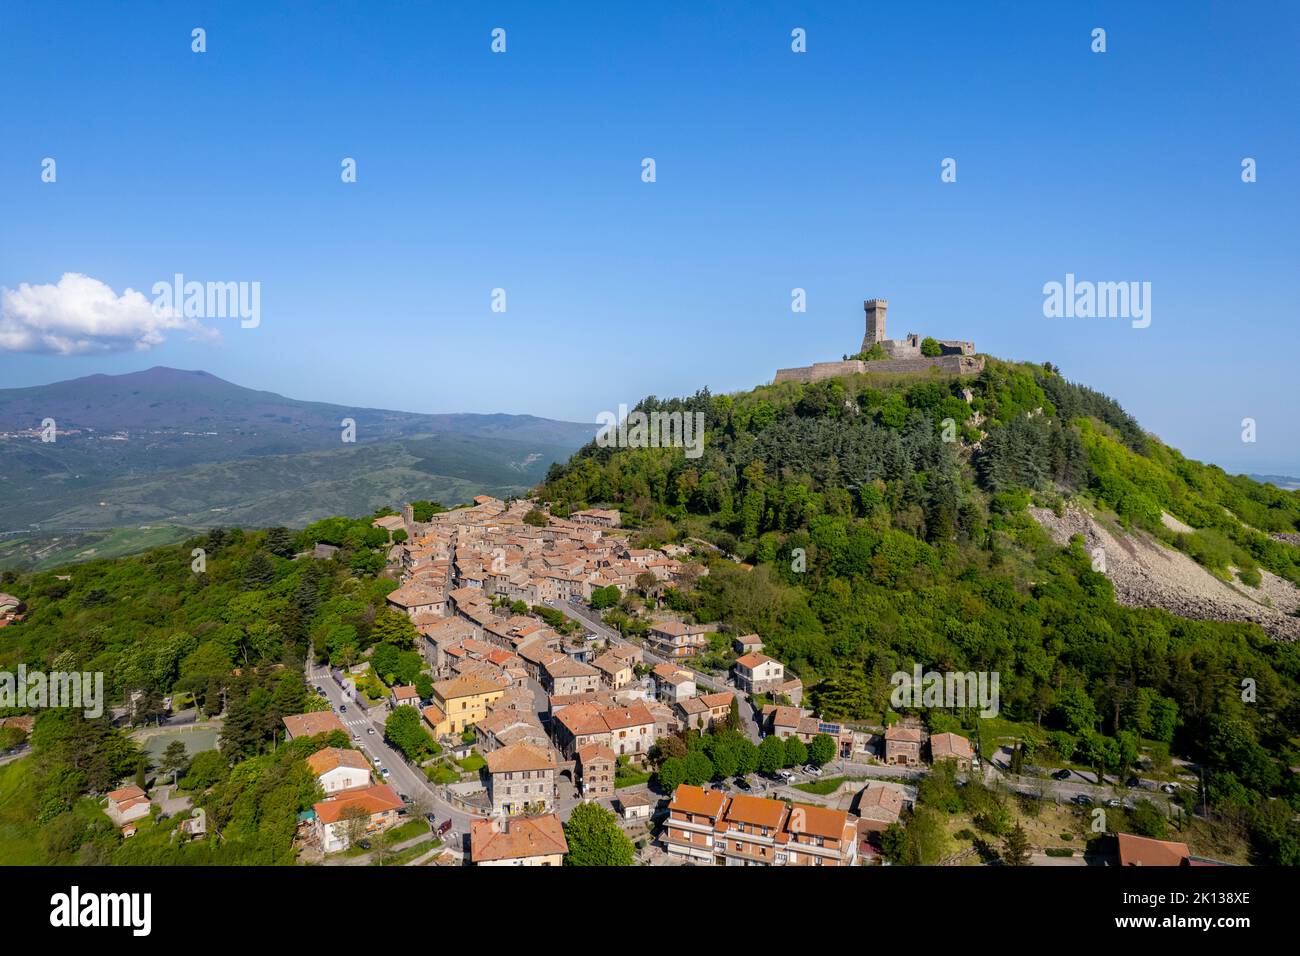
[1073,793,1093,806]
[339,704,347,713]
[779,769,794,781]
[1051,769,1072,781]
[804,765,823,777]
[733,776,752,792]
[1125,776,1141,788]
[425,813,437,825]
[438,819,454,835]
[400,793,411,804]
[1105,798,1122,808]
[367,727,375,735]
[1160,783,1179,793]
[314,685,324,695]
[357,839,371,850]
[381,768,391,779]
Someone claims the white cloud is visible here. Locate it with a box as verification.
[0,272,218,355]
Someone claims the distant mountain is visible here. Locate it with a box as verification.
[1250,474,1300,491]
[0,367,596,532]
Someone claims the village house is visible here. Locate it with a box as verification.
[761,705,804,740]
[855,782,905,833]
[553,701,657,760]
[470,814,568,866]
[663,784,729,864]
[314,783,404,853]
[282,711,347,740]
[733,633,764,655]
[306,747,374,794]
[646,621,714,659]
[104,785,152,830]
[427,672,507,737]
[782,803,859,867]
[591,650,633,689]
[884,724,924,766]
[542,655,602,697]
[385,582,446,619]
[485,742,557,816]
[575,743,616,799]
[0,592,27,628]
[929,731,974,771]
[732,652,786,695]
[569,508,621,528]
[617,791,654,822]
[475,708,549,752]
[390,684,420,708]
[676,692,736,732]
[418,617,481,674]
[651,662,697,703]
[716,793,789,866]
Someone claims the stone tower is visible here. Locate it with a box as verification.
[861,299,888,353]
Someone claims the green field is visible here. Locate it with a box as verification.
[0,524,196,572]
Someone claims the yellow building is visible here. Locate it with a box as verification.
[425,673,507,736]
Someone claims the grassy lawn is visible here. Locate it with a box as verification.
[0,759,45,864]
[426,763,460,785]
[615,757,651,788]
[374,836,442,866]
[793,775,865,796]
[385,818,430,844]
[456,752,485,773]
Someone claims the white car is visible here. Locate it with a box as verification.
[779,769,794,781]
[380,768,391,779]
[804,765,823,777]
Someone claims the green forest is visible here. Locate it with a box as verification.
[539,360,1300,864]
[0,517,403,864]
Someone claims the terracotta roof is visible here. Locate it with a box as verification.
[668,784,727,818]
[787,802,850,840]
[314,783,403,824]
[930,732,973,760]
[386,583,444,607]
[433,672,506,701]
[885,724,923,743]
[724,794,788,829]
[734,633,763,646]
[576,743,616,765]
[392,684,420,701]
[306,747,371,776]
[106,785,146,804]
[283,711,347,738]
[485,742,556,774]
[470,814,569,862]
[421,704,446,726]
[1117,832,1192,867]
[736,652,778,669]
[857,783,904,820]
[544,656,600,679]
[652,662,693,684]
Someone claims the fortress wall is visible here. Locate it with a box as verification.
[775,354,984,384]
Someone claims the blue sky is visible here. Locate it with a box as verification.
[2,1,1297,473]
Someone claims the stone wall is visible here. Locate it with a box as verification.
[774,354,984,384]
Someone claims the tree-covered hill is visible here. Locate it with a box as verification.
[0,517,410,864]
[538,360,1300,864]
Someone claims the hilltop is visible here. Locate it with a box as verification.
[535,357,1300,861]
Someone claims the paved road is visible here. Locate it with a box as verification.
[304,659,476,845]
